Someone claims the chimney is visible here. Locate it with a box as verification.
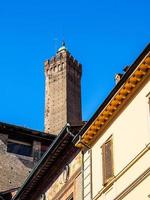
[123,66,130,72]
[115,73,123,84]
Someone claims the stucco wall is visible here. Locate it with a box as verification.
[123,175,150,200]
[91,78,150,199]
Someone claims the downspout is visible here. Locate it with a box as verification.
[66,124,75,137]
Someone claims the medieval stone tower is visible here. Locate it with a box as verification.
[44,43,82,134]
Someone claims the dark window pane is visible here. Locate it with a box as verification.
[33,141,41,163]
[40,145,49,158]
[7,142,32,157]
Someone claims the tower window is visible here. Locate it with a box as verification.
[33,141,42,163]
[62,62,65,68]
[53,66,56,72]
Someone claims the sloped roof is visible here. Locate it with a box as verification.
[0,122,56,143]
[0,153,31,192]
[0,122,56,193]
[12,124,82,200]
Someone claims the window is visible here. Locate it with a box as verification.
[102,136,114,185]
[41,145,48,157]
[66,194,73,200]
[33,141,42,163]
[7,140,32,157]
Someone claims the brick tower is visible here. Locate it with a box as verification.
[44,43,82,134]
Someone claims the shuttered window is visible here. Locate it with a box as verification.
[102,136,114,185]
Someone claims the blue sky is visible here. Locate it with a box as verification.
[0,0,149,131]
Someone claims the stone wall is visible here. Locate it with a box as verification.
[0,133,8,154]
[44,48,82,135]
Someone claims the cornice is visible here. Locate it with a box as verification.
[75,52,150,149]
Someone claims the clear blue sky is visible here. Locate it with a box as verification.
[0,0,149,131]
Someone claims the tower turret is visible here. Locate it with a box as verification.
[44,43,82,134]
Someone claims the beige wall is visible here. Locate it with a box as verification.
[46,153,82,200]
[89,78,150,199]
[123,175,150,200]
[83,150,92,200]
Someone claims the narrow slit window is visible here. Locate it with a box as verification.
[7,140,32,157]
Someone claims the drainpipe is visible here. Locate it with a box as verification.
[78,136,91,149]
[66,124,75,137]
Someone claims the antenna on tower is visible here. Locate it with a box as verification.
[53,38,58,53]
[62,40,66,47]
[61,25,67,49]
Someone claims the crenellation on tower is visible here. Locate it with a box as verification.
[44,43,82,135]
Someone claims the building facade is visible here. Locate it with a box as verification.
[45,152,82,200]
[1,41,83,199]
[0,122,55,199]
[12,124,83,200]
[44,44,83,199]
[75,43,150,200]
[44,43,82,134]
[12,43,150,200]
[12,43,84,200]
